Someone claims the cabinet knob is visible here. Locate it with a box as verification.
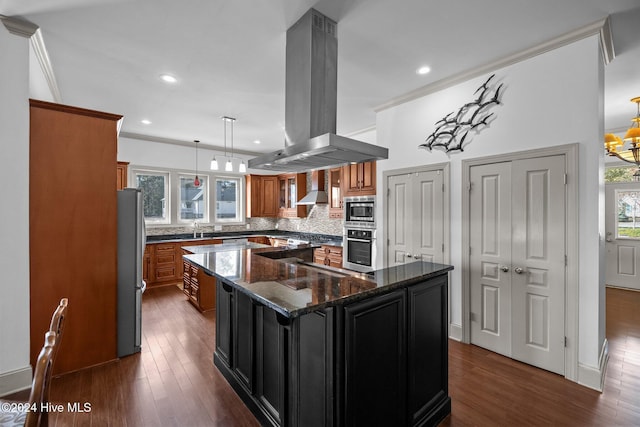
[514,267,524,274]
[500,266,509,272]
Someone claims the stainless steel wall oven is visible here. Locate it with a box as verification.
[343,228,376,272]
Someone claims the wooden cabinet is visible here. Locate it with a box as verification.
[116,161,129,190]
[313,244,343,268]
[246,173,307,218]
[246,175,279,217]
[143,245,151,283]
[182,257,216,312]
[328,167,343,218]
[248,236,271,245]
[278,173,307,218]
[269,237,289,247]
[152,242,180,284]
[342,161,376,197]
[29,99,122,375]
[146,238,222,287]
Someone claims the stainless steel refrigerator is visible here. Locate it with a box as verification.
[117,188,147,357]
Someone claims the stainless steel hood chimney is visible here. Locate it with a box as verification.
[248,9,388,172]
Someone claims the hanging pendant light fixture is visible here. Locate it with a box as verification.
[605,97,640,169]
[223,116,235,172]
[193,139,201,187]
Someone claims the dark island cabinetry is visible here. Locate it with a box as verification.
[213,271,450,427]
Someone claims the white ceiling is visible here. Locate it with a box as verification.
[2,0,640,155]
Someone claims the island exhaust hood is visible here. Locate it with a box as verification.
[248,9,388,172]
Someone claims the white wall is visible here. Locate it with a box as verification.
[118,136,255,175]
[0,24,32,395]
[375,35,604,371]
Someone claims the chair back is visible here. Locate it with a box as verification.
[24,331,57,427]
[49,298,68,339]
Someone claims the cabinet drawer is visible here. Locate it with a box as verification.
[156,253,176,265]
[155,267,176,280]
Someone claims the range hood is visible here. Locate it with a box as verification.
[298,170,328,205]
[248,9,388,172]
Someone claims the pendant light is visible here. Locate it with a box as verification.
[193,139,201,187]
[224,116,235,172]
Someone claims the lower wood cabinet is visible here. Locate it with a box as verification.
[313,244,343,268]
[214,273,450,427]
[248,236,271,245]
[146,238,222,287]
[182,258,216,312]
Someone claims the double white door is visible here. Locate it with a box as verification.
[387,170,445,266]
[469,155,565,374]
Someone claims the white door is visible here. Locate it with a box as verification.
[605,182,640,290]
[388,170,444,266]
[469,162,512,356]
[469,155,566,375]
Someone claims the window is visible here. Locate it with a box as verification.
[615,189,640,239]
[131,167,244,226]
[179,175,208,222]
[135,171,169,223]
[215,177,241,222]
[605,166,638,183]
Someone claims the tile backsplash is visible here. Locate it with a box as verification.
[145,204,342,237]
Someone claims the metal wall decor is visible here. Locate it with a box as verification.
[421,74,503,153]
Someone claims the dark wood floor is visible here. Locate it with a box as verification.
[7,286,640,426]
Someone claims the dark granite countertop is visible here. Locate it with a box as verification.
[147,230,342,246]
[183,244,452,318]
[182,242,271,254]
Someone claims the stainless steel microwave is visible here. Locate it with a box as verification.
[344,195,375,228]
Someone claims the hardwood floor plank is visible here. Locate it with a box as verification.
[6,285,635,426]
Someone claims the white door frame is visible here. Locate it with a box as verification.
[461,144,578,382]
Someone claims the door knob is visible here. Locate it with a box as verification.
[514,267,524,274]
[500,266,509,272]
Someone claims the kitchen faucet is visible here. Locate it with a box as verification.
[193,221,200,238]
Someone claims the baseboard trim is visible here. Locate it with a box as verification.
[0,366,32,397]
[578,338,609,392]
[449,323,462,342]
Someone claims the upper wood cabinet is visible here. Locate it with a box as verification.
[246,173,307,218]
[116,161,129,190]
[328,167,343,218]
[278,173,307,218]
[246,175,279,218]
[29,99,122,375]
[342,161,376,197]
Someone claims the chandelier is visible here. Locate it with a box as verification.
[605,96,640,167]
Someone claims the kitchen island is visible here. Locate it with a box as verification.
[183,245,453,427]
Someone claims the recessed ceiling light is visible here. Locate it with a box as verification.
[416,66,431,75]
[141,119,152,125]
[160,74,178,83]
[254,140,261,144]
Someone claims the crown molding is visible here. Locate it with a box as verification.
[599,16,615,65]
[0,14,38,38]
[1,15,62,103]
[30,28,63,103]
[375,17,613,113]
